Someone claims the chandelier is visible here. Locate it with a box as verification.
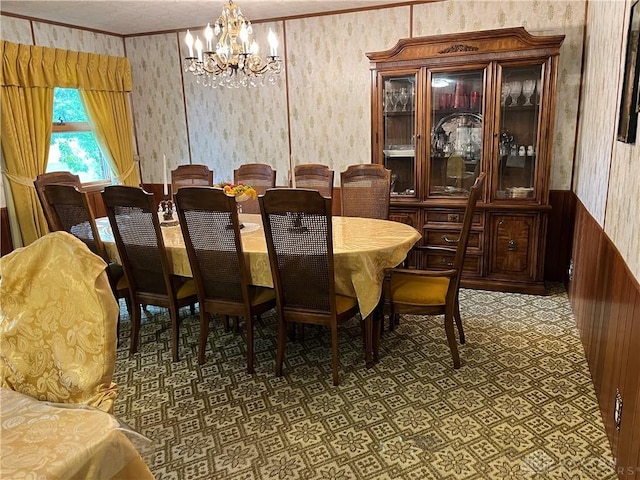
[183,0,283,88]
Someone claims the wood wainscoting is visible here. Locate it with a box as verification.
[568,199,640,479]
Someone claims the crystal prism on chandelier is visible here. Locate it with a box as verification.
[183,0,283,88]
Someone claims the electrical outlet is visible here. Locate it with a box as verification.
[614,389,623,431]
[568,259,574,281]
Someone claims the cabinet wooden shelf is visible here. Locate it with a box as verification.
[367,27,564,294]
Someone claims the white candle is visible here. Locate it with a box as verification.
[268,29,278,57]
[185,30,194,57]
[163,155,168,196]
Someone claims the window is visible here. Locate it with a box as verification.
[48,88,111,184]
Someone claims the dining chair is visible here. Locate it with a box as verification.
[174,187,276,372]
[34,171,81,231]
[171,164,214,194]
[294,164,334,197]
[340,164,391,219]
[384,173,485,369]
[260,188,368,386]
[41,184,130,317]
[234,163,276,214]
[0,231,119,413]
[102,185,198,362]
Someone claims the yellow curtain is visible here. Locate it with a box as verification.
[0,86,53,244]
[1,41,134,245]
[80,90,139,186]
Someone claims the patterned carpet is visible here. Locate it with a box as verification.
[112,284,616,479]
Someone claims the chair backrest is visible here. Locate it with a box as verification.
[0,231,118,412]
[174,187,250,304]
[41,183,108,262]
[171,164,214,194]
[451,172,485,288]
[234,163,276,214]
[260,189,336,313]
[294,164,334,198]
[340,164,391,219]
[34,171,81,231]
[102,186,172,296]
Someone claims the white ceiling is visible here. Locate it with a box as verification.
[0,0,419,36]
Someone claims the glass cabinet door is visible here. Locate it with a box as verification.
[495,64,543,200]
[429,69,484,197]
[382,74,416,197]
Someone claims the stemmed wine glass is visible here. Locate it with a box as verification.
[508,80,522,107]
[500,82,511,106]
[399,87,409,112]
[535,79,542,104]
[522,80,536,106]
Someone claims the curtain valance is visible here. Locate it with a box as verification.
[1,41,132,92]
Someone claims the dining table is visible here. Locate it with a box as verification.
[97,213,421,347]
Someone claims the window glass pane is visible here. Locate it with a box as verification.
[48,132,110,183]
[52,88,88,123]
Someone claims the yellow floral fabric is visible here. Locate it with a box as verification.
[0,388,154,479]
[99,214,421,319]
[0,231,119,412]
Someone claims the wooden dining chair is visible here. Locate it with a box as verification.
[260,188,369,386]
[34,171,81,231]
[40,184,130,319]
[171,164,214,194]
[384,173,485,369]
[294,164,334,197]
[340,164,391,219]
[102,185,198,362]
[234,163,276,214]
[174,187,276,371]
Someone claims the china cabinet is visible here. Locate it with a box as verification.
[367,28,564,294]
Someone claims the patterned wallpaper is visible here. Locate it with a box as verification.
[601,1,640,282]
[33,22,124,56]
[0,16,33,45]
[413,0,586,191]
[125,33,190,185]
[286,7,410,184]
[182,21,289,185]
[573,0,625,226]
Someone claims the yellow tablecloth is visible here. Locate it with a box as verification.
[98,214,421,319]
[0,388,154,479]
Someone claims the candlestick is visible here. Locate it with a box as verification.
[163,154,168,196]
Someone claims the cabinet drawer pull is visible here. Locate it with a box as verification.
[441,235,459,244]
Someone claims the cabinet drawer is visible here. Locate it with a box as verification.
[424,229,482,250]
[425,209,484,226]
[389,209,420,229]
[424,252,482,275]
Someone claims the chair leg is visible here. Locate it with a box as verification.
[454,299,465,344]
[363,314,373,368]
[275,318,287,377]
[444,312,461,369]
[170,305,180,362]
[198,309,209,365]
[331,324,339,386]
[372,313,381,363]
[130,303,141,355]
[246,315,255,374]
[223,315,230,332]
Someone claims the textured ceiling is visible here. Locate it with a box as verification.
[0,1,419,36]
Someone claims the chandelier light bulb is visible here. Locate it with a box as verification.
[204,23,214,51]
[195,37,203,62]
[185,30,194,57]
[268,29,278,57]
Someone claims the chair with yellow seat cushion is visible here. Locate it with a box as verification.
[174,187,276,372]
[102,185,198,362]
[260,188,369,386]
[386,173,485,369]
[0,231,119,413]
